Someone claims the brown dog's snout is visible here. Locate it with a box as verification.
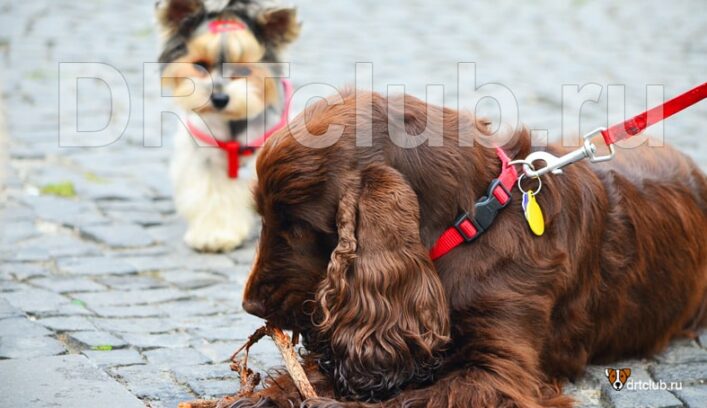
[242,299,267,318]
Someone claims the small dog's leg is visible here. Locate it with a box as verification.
[172,137,255,253]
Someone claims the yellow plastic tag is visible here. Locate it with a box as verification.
[523,190,545,236]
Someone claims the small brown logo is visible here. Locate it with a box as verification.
[605,368,632,391]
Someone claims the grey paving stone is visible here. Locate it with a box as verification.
[172,364,234,383]
[177,254,236,271]
[76,180,150,201]
[91,317,177,333]
[37,316,97,331]
[192,327,247,342]
[192,341,237,364]
[105,210,165,226]
[0,222,38,244]
[82,348,145,368]
[0,279,28,292]
[228,246,256,265]
[98,200,163,213]
[563,379,602,408]
[0,263,49,280]
[0,335,66,358]
[173,315,242,331]
[112,365,194,403]
[1,289,70,314]
[191,284,244,303]
[31,276,107,293]
[122,256,183,272]
[0,317,51,337]
[672,384,707,408]
[698,329,707,349]
[54,302,95,316]
[76,288,189,307]
[159,270,225,290]
[24,195,109,227]
[18,234,101,258]
[601,366,684,408]
[147,223,186,244]
[187,379,236,399]
[97,275,166,290]
[57,256,137,276]
[92,304,165,318]
[144,347,210,367]
[106,245,172,257]
[120,333,193,349]
[651,362,707,385]
[0,355,144,408]
[69,330,128,348]
[10,247,51,262]
[245,339,283,372]
[80,224,155,248]
[655,340,707,364]
[0,298,23,319]
[157,299,229,318]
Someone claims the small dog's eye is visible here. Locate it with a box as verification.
[233,66,251,77]
[194,60,211,71]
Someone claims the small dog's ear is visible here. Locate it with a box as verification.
[255,7,301,49]
[156,0,205,32]
[621,368,632,378]
[605,368,612,378]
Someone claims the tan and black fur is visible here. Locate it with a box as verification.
[156,0,299,252]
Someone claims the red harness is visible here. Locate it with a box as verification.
[187,79,293,178]
[430,82,707,260]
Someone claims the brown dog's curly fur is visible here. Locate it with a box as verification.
[237,91,707,407]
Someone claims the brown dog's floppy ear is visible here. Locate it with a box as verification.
[255,7,301,49]
[316,164,450,401]
[155,0,205,33]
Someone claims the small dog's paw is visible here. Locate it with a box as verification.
[184,222,250,253]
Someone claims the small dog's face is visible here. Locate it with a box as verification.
[156,0,299,120]
[605,368,632,391]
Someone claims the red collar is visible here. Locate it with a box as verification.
[186,79,293,178]
[429,147,518,260]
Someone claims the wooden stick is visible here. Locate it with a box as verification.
[177,400,217,408]
[268,325,317,399]
[179,324,317,408]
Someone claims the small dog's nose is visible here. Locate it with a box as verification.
[211,93,230,109]
[615,382,621,388]
[242,299,267,318]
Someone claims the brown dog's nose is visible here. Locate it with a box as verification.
[211,92,230,109]
[242,299,267,318]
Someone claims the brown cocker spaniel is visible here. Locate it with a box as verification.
[238,91,707,407]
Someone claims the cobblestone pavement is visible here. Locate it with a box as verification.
[1,0,706,407]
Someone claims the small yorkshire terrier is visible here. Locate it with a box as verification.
[156,0,299,252]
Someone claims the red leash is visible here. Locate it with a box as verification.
[187,79,293,178]
[430,82,707,260]
[602,82,707,145]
